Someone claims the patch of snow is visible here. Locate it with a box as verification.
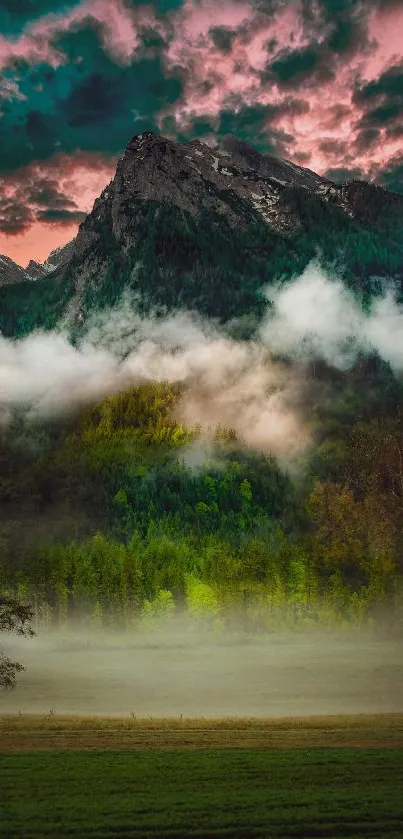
[219,150,231,157]
[194,150,203,157]
[212,157,219,171]
[220,168,233,176]
[269,176,286,186]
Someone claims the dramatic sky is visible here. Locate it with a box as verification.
[1,0,403,267]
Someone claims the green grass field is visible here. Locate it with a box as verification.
[1,747,403,838]
[1,716,403,838]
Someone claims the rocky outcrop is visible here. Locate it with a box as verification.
[0,254,30,286]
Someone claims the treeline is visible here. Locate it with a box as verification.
[1,379,403,634]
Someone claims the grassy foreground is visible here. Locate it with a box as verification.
[1,716,402,838]
[1,747,403,838]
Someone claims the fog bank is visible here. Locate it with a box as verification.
[1,629,402,718]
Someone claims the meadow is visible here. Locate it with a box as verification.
[1,736,403,838]
[1,714,403,837]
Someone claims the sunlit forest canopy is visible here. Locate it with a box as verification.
[1,376,402,635]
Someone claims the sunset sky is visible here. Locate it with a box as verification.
[0,0,402,267]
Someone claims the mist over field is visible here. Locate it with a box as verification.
[1,626,403,718]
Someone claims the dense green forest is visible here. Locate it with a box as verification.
[1,372,402,635]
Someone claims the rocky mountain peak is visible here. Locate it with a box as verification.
[26,259,49,280]
[0,254,28,286]
[2,131,403,335]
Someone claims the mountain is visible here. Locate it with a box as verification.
[0,253,30,286]
[2,132,403,337]
[0,239,76,287]
[41,239,76,273]
[25,259,49,281]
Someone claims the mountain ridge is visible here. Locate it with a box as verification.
[1,132,403,336]
[0,238,76,287]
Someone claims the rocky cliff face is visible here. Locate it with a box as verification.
[43,239,76,272]
[72,131,403,250]
[0,254,30,286]
[54,132,403,322]
[2,132,403,335]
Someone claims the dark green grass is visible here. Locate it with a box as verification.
[1,749,403,838]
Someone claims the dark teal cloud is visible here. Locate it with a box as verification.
[261,0,369,91]
[171,99,308,157]
[209,27,235,54]
[325,166,364,183]
[0,172,86,233]
[36,208,86,222]
[378,156,403,195]
[0,194,33,234]
[266,44,335,87]
[0,0,184,34]
[354,63,403,106]
[0,22,183,172]
[216,104,293,153]
[124,0,184,13]
[353,63,403,149]
[0,1,80,34]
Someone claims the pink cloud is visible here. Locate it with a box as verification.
[0,221,77,267]
[364,3,403,79]
[0,153,115,266]
[0,0,154,73]
[163,0,403,182]
[165,1,309,126]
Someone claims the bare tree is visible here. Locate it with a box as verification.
[0,597,34,690]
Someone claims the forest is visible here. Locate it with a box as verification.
[1,367,402,637]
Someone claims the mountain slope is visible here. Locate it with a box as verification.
[2,132,403,337]
[0,253,30,286]
[0,239,76,288]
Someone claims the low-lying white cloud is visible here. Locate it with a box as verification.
[0,307,306,459]
[262,262,403,371]
[1,261,403,457]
